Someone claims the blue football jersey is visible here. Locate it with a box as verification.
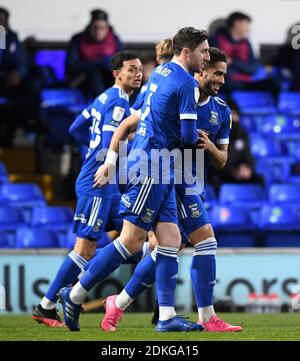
[127,60,199,181]
[75,85,131,198]
[177,95,232,195]
[131,82,148,112]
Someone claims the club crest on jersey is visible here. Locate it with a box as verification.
[142,208,155,223]
[189,203,201,218]
[113,106,125,122]
[209,111,219,126]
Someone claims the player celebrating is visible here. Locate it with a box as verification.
[99,47,242,333]
[32,51,143,327]
[58,27,210,332]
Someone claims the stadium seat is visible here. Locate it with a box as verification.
[250,134,284,158]
[261,115,300,142]
[219,183,266,224]
[232,91,276,115]
[16,227,59,248]
[0,183,46,223]
[40,88,86,146]
[210,205,256,247]
[41,89,85,110]
[35,49,66,81]
[255,157,294,185]
[31,206,73,247]
[0,205,25,247]
[258,205,300,247]
[268,183,300,207]
[278,92,300,116]
[0,161,8,184]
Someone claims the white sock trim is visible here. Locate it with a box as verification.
[151,248,157,262]
[69,282,88,305]
[194,237,217,256]
[113,237,132,259]
[156,245,178,258]
[69,251,87,270]
[115,290,133,310]
[159,306,176,321]
[40,297,56,310]
[198,305,216,323]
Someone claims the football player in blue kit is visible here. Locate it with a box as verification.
[58,27,210,332]
[98,47,242,332]
[32,51,143,327]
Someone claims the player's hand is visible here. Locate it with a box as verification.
[196,130,212,151]
[93,163,116,188]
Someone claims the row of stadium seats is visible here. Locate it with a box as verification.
[0,202,299,248]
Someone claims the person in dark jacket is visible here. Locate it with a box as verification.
[66,9,123,99]
[210,12,279,98]
[0,7,28,146]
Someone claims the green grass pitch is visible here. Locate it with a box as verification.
[1,313,300,341]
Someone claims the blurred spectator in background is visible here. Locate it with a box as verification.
[66,9,122,99]
[141,56,156,84]
[273,22,300,90]
[0,7,28,146]
[210,12,279,99]
[208,100,264,192]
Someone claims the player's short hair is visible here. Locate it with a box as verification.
[90,9,108,22]
[205,47,227,69]
[227,12,251,28]
[155,39,174,63]
[110,51,139,71]
[0,7,9,20]
[173,27,208,56]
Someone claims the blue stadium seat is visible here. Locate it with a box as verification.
[16,227,59,248]
[232,91,276,115]
[35,49,66,81]
[0,205,25,247]
[268,183,300,206]
[210,205,256,247]
[258,205,300,247]
[250,134,284,158]
[219,183,265,224]
[261,115,300,142]
[255,157,294,185]
[0,161,8,184]
[0,183,46,223]
[41,89,85,111]
[40,88,86,146]
[31,206,73,247]
[278,92,300,116]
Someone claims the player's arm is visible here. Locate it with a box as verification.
[179,81,199,145]
[93,112,139,187]
[197,131,228,168]
[69,106,92,146]
[198,106,231,168]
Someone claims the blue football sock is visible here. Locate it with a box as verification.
[79,237,132,291]
[125,251,156,299]
[155,246,178,307]
[190,238,217,307]
[45,250,87,303]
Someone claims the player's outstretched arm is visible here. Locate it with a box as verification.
[93,112,139,187]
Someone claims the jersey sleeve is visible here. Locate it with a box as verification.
[102,98,131,133]
[216,106,232,145]
[178,78,198,121]
[131,83,148,112]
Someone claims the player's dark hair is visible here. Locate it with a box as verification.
[173,27,208,55]
[0,7,9,19]
[227,12,251,28]
[110,51,139,71]
[205,47,227,69]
